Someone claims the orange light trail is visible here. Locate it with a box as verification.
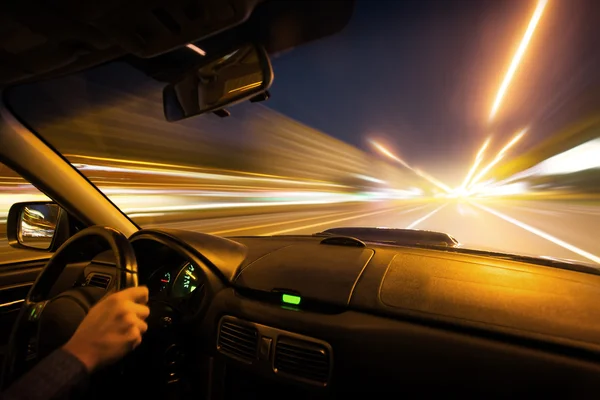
[489,0,548,121]
[469,129,527,188]
[370,140,452,193]
[460,137,491,190]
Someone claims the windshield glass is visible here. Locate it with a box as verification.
[5,0,600,266]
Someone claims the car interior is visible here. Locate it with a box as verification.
[2,1,600,399]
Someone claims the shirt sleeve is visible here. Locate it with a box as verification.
[1,349,89,400]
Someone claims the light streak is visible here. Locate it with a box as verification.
[66,154,338,185]
[470,129,527,188]
[489,0,548,120]
[406,203,447,229]
[370,141,411,169]
[461,137,491,190]
[209,206,407,235]
[370,140,452,193]
[472,202,600,264]
[264,204,429,236]
[186,44,206,56]
[73,163,345,188]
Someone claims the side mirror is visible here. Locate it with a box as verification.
[7,202,70,251]
[163,43,274,122]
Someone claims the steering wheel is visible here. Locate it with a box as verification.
[0,226,138,389]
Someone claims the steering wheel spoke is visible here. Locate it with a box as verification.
[24,299,49,323]
[0,226,138,390]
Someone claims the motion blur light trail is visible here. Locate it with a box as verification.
[507,138,600,178]
[262,204,430,236]
[369,140,411,169]
[207,206,397,235]
[472,202,600,264]
[467,136,600,198]
[2,168,600,267]
[489,0,549,121]
[67,154,343,185]
[73,162,347,188]
[120,196,370,217]
[467,129,527,192]
[405,203,447,229]
[369,140,452,193]
[460,137,491,192]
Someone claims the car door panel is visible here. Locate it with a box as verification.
[0,258,49,367]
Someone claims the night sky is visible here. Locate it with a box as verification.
[266,0,600,186]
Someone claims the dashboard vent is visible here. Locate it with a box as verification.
[217,320,258,363]
[86,274,111,289]
[274,337,331,385]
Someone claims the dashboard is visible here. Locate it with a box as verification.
[101,228,600,398]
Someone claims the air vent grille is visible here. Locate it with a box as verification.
[274,337,331,385]
[87,274,111,289]
[217,321,258,363]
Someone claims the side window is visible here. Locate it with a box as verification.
[0,162,52,263]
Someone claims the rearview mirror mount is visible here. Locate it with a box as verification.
[163,43,274,122]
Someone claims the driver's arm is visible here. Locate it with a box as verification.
[2,349,89,400]
[1,286,150,400]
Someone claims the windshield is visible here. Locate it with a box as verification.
[5,0,600,267]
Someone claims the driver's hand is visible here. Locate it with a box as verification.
[62,286,150,372]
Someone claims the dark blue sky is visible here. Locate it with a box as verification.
[266,0,600,185]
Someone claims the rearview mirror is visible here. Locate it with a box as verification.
[7,202,68,251]
[163,43,274,122]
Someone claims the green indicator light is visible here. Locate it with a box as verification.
[282,294,301,305]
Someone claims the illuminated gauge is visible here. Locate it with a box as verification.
[172,263,200,298]
[159,272,171,292]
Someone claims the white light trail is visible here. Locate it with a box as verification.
[263,205,424,236]
[75,163,345,188]
[406,203,447,229]
[483,137,600,190]
[472,202,600,265]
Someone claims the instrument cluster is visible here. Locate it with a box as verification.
[149,261,202,299]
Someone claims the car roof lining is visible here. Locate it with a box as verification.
[0,0,354,87]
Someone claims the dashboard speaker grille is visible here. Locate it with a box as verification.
[217,320,258,363]
[274,337,331,385]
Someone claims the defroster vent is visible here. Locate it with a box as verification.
[217,320,258,363]
[274,337,332,385]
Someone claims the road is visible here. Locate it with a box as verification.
[2,199,598,267]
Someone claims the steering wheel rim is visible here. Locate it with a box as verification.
[0,226,138,389]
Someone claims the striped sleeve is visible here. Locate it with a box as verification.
[2,349,89,400]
